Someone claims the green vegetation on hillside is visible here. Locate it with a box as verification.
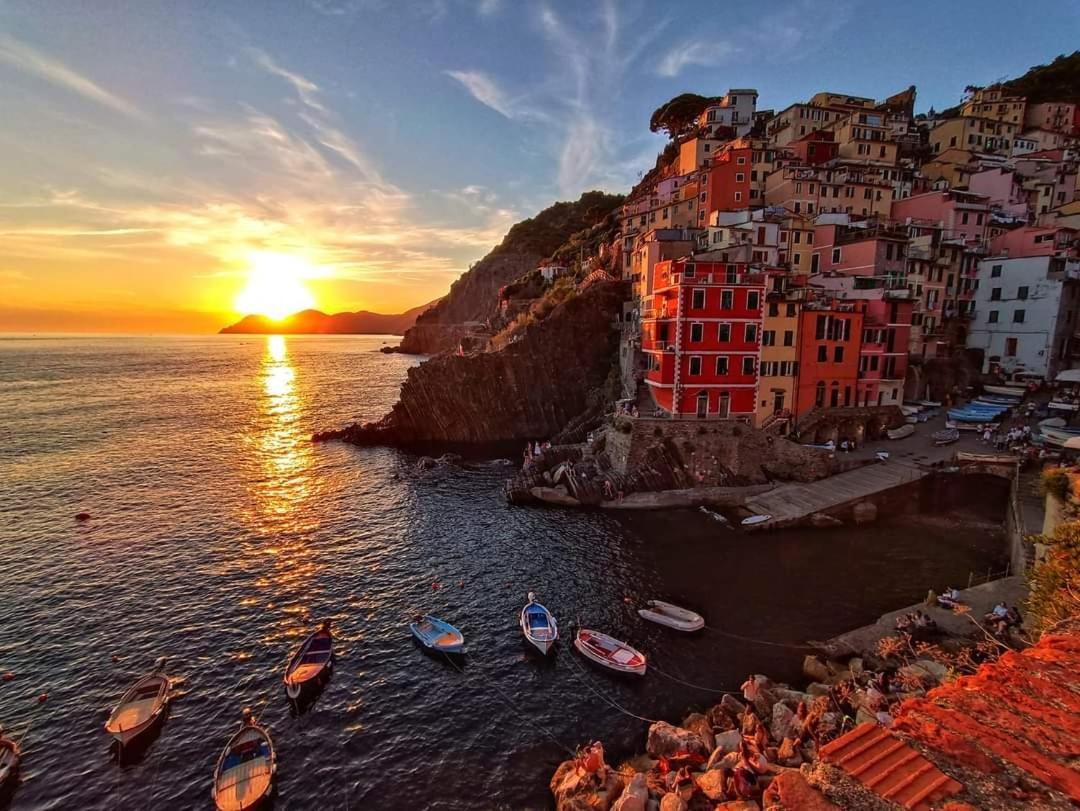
[1002,51,1080,103]
[649,93,721,140]
[494,190,624,259]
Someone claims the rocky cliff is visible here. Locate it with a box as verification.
[315,281,626,446]
[395,190,623,355]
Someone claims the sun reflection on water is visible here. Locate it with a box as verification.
[246,335,321,628]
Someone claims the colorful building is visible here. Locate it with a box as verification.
[794,301,864,417]
[641,259,769,419]
[959,86,1026,126]
[701,140,754,216]
[756,287,803,428]
[891,190,991,245]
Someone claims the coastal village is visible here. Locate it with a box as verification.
[310,60,1080,811]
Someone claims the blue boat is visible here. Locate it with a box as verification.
[409,615,466,653]
[948,411,1002,423]
[520,592,558,655]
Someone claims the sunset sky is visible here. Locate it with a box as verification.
[1,0,1075,332]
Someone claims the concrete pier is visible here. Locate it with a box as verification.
[743,461,927,528]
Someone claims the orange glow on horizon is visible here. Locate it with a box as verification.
[234,252,318,320]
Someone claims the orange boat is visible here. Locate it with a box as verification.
[283,621,333,700]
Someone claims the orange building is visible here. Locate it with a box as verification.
[794,301,864,417]
[701,140,753,218]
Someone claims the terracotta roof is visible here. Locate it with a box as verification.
[819,722,962,809]
[892,632,1080,805]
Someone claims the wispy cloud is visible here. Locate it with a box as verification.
[0,34,146,121]
[249,48,326,113]
[444,70,515,119]
[656,0,853,77]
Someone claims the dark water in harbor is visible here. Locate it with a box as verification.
[0,335,1008,810]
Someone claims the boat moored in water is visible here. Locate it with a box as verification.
[741,514,772,527]
[573,629,646,676]
[283,622,333,700]
[637,600,705,632]
[410,615,466,654]
[0,727,20,796]
[103,660,170,747]
[212,711,276,811]
[520,593,558,655]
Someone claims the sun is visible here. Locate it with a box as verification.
[235,252,317,320]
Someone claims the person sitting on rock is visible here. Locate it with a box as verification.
[937,587,963,608]
[732,739,768,798]
[1006,605,1023,628]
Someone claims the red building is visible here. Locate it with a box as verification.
[787,130,839,166]
[642,259,769,418]
[702,140,753,217]
[855,291,914,407]
[795,301,864,417]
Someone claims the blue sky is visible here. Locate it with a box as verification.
[0,0,1077,329]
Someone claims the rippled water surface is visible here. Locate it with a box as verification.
[0,335,1007,810]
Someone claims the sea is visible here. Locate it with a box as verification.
[0,334,1008,810]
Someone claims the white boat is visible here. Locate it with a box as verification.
[741,514,772,527]
[520,593,558,655]
[900,405,920,416]
[918,400,942,408]
[573,629,646,676]
[409,615,466,653]
[637,600,704,632]
[983,384,1026,397]
[212,711,276,811]
[932,427,960,446]
[0,728,19,795]
[103,660,169,747]
[283,622,333,700]
[1048,400,1080,412]
[888,424,915,440]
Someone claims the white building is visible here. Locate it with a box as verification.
[699,89,758,139]
[967,255,1080,379]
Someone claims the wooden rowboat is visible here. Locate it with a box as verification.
[637,600,705,632]
[520,592,558,655]
[574,629,646,676]
[0,729,20,795]
[212,711,276,811]
[410,615,466,654]
[741,513,772,527]
[103,659,169,747]
[283,622,333,700]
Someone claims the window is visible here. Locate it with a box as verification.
[783,330,794,346]
[689,356,702,375]
[692,288,706,309]
[768,302,779,317]
[786,303,796,317]
[832,247,841,264]
[1005,337,1017,357]
[734,192,742,202]
[1017,286,1028,300]
[735,173,745,182]
[715,356,728,375]
[718,323,731,341]
[817,345,827,362]
[742,356,755,375]
[990,287,1001,301]
[834,346,844,362]
[962,212,969,225]
[745,324,758,342]
[806,232,814,245]
[762,330,775,346]
[1013,309,1025,323]
[747,291,760,310]
[690,322,704,342]
[721,290,733,309]
[815,381,825,407]
[793,231,801,244]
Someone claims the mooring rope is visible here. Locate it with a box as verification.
[440,652,577,757]
[648,661,740,695]
[563,649,662,725]
[700,623,815,650]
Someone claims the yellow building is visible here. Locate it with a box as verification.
[920,149,977,188]
[756,292,802,429]
[678,136,723,174]
[779,213,816,273]
[960,86,1026,126]
[930,117,1017,155]
[809,91,876,111]
[828,111,898,165]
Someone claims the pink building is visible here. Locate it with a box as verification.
[990,226,1080,259]
[890,190,991,245]
[811,222,908,280]
[967,167,1028,218]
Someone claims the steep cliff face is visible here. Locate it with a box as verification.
[317,281,627,446]
[395,190,623,355]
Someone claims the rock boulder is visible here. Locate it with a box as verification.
[550,759,624,811]
[610,773,648,811]
[645,721,710,760]
[680,712,715,752]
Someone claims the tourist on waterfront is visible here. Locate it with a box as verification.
[982,427,993,443]
[937,587,963,608]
